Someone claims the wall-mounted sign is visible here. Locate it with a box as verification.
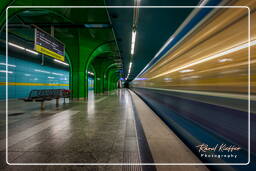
[34,28,65,61]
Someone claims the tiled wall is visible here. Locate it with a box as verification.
[88,77,94,90]
[0,54,69,99]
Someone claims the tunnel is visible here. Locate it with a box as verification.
[0,0,255,171]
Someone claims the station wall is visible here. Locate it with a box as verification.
[0,54,69,100]
[88,77,94,90]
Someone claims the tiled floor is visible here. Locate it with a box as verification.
[0,90,143,170]
[0,89,208,171]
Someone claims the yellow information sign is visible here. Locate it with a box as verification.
[34,28,65,62]
[35,44,64,61]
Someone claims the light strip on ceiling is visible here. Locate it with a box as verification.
[8,42,38,55]
[25,48,39,55]
[150,40,256,79]
[126,62,133,80]
[88,71,94,76]
[131,31,136,55]
[8,42,25,50]
[53,59,69,66]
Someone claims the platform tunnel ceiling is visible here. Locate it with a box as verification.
[0,0,207,86]
[1,1,123,98]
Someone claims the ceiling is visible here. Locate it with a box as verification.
[106,0,201,81]
[1,3,121,73]
[0,0,224,82]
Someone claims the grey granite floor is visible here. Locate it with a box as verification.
[0,89,209,171]
[0,90,142,170]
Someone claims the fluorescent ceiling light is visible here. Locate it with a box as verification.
[151,40,256,79]
[129,62,132,69]
[88,72,94,75]
[48,76,54,79]
[8,42,39,55]
[54,59,69,66]
[128,62,132,74]
[131,31,136,55]
[126,62,133,80]
[25,49,38,55]
[8,42,25,50]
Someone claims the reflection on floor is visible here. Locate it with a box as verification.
[0,89,208,171]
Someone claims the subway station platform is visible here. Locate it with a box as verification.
[0,0,255,170]
[0,89,208,171]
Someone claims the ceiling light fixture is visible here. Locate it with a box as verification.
[53,59,69,66]
[8,42,25,50]
[8,42,38,55]
[25,48,38,55]
[126,62,133,80]
[131,31,136,55]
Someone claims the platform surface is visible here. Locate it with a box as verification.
[0,89,208,171]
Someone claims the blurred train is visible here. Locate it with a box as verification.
[132,0,255,94]
[131,0,256,170]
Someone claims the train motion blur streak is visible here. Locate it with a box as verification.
[131,0,256,168]
[133,0,256,94]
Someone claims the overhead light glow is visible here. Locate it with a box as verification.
[126,62,133,80]
[131,31,136,55]
[25,49,38,55]
[151,40,256,79]
[48,76,54,79]
[53,59,69,66]
[8,42,39,55]
[88,71,94,76]
[8,42,25,50]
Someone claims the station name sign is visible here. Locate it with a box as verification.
[34,28,65,61]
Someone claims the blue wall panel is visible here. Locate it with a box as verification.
[88,76,94,90]
[0,54,69,100]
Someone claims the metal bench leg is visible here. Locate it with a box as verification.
[41,101,45,110]
[56,98,59,107]
[63,98,66,104]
